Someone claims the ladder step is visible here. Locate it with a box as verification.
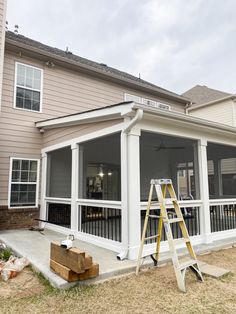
[179,259,198,270]
[144,234,160,241]
[148,215,161,219]
[168,218,183,223]
[173,238,190,245]
[165,198,178,203]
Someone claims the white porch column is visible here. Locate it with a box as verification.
[198,139,212,243]
[127,128,141,260]
[40,152,47,224]
[71,143,79,231]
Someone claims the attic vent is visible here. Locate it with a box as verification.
[142,98,171,111]
[156,102,171,111]
[124,93,171,111]
[14,24,19,35]
[65,46,72,54]
[142,98,156,107]
[124,93,142,103]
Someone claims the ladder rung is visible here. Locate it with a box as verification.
[168,218,183,223]
[165,198,177,203]
[173,238,190,245]
[151,179,172,185]
[179,259,198,270]
[148,215,161,219]
[144,234,160,241]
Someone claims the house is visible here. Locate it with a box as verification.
[183,85,236,202]
[0,0,236,260]
[183,85,236,127]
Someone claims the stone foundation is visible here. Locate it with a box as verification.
[0,206,39,230]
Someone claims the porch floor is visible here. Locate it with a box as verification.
[1,228,236,289]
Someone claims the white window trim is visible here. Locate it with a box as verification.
[14,62,43,113]
[8,157,40,209]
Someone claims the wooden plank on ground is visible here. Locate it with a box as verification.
[50,241,85,274]
[78,263,99,281]
[50,259,80,282]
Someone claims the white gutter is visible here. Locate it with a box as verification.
[123,108,143,134]
[117,108,143,260]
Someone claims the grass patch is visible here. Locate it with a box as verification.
[0,247,13,261]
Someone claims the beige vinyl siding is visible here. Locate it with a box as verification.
[233,102,236,127]
[189,99,234,126]
[0,48,184,205]
[42,119,123,148]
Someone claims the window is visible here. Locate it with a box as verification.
[14,62,43,112]
[9,158,39,208]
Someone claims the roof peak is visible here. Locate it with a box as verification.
[182,84,233,106]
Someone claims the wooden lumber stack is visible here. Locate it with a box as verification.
[50,241,99,282]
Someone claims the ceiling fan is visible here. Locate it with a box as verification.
[154,140,185,152]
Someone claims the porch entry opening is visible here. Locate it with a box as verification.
[78,133,121,242]
[207,142,236,232]
[45,146,72,227]
[140,131,201,238]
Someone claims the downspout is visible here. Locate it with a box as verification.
[117,108,143,260]
[184,102,192,114]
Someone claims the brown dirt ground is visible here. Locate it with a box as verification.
[1,247,236,314]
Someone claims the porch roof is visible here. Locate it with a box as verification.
[35,101,236,137]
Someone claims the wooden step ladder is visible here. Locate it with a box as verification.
[136,178,203,292]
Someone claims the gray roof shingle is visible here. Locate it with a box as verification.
[5,31,188,103]
[182,85,232,106]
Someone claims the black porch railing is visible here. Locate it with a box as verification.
[210,203,236,232]
[140,206,200,244]
[47,203,71,228]
[80,206,121,242]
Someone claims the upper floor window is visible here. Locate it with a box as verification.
[14,62,43,112]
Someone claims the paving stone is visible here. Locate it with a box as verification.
[198,262,231,278]
[198,251,211,256]
[221,245,233,250]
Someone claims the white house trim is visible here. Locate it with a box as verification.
[36,103,134,129]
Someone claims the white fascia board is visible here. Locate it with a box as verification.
[133,103,236,136]
[35,103,134,129]
[188,95,236,112]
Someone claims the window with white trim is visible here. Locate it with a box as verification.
[9,158,39,207]
[15,63,42,112]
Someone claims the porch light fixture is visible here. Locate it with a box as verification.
[98,167,104,177]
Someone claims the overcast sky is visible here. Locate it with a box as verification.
[6,0,236,94]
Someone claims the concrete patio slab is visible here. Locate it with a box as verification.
[1,228,236,289]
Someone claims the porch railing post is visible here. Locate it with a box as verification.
[71,143,79,231]
[198,139,212,243]
[127,128,141,260]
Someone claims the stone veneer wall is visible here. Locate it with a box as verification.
[0,206,39,230]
